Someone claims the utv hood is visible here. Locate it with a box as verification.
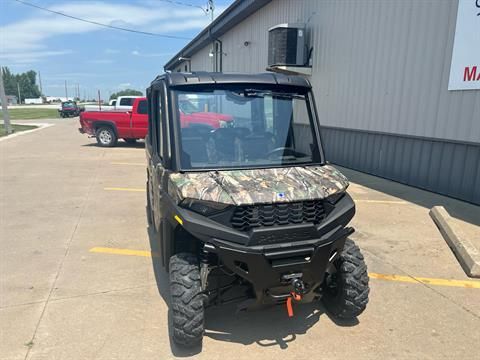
[168,165,349,206]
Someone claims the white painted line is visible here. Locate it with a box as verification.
[0,123,54,142]
[355,199,408,204]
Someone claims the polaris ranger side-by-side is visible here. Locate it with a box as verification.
[146,72,369,347]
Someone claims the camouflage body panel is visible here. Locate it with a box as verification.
[168,165,349,206]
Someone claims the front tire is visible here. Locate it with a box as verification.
[322,239,369,319]
[169,253,205,347]
[96,126,117,147]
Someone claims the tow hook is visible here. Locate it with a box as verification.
[286,278,306,318]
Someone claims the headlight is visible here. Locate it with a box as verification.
[180,198,231,216]
[326,191,345,205]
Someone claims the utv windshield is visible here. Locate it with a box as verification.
[173,88,322,170]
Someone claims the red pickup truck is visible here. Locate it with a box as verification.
[79,97,233,147]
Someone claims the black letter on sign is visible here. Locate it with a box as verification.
[477,0,480,16]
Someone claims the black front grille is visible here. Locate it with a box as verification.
[231,200,326,231]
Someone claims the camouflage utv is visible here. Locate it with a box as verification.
[146,72,369,347]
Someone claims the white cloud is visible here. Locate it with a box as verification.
[0,50,73,64]
[1,1,219,64]
[104,48,120,54]
[88,59,114,64]
[131,50,173,57]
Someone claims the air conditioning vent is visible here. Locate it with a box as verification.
[268,23,306,67]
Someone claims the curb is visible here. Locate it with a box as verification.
[0,123,54,142]
[430,206,480,278]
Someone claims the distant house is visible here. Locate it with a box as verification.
[0,95,18,106]
[24,97,43,105]
[45,96,74,103]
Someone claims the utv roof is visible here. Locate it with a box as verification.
[151,72,311,89]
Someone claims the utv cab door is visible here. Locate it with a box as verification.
[146,85,166,228]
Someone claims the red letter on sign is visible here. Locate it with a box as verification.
[464,66,477,81]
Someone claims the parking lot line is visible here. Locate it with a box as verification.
[355,199,408,204]
[104,187,145,192]
[89,247,480,289]
[90,246,157,257]
[369,272,480,289]
[110,162,145,166]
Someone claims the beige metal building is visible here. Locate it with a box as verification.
[165,0,480,204]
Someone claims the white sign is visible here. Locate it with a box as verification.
[448,0,480,90]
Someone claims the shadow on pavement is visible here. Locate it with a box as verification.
[81,140,145,149]
[146,220,359,355]
[337,166,480,226]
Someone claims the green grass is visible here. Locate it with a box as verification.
[0,108,59,120]
[0,123,37,137]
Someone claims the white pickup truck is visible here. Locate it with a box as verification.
[84,96,142,112]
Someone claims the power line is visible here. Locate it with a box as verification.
[14,0,193,40]
[156,0,204,10]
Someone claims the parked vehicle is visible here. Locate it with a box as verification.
[79,97,233,147]
[109,99,117,106]
[146,72,370,347]
[115,96,142,110]
[78,97,148,146]
[58,101,83,118]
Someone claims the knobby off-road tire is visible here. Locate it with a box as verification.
[169,253,206,347]
[95,126,117,147]
[322,238,369,319]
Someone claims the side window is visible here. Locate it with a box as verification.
[120,98,134,106]
[157,91,163,156]
[149,89,162,158]
[137,100,147,114]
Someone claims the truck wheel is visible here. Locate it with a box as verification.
[124,138,137,144]
[322,238,369,319]
[96,127,117,147]
[169,253,205,347]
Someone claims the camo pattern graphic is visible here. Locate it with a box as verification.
[168,165,349,205]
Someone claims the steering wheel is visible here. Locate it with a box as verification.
[266,147,299,159]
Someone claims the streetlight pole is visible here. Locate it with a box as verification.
[0,66,12,135]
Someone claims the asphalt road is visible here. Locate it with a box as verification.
[1,118,479,359]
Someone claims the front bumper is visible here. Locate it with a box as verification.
[210,225,353,305]
[164,193,356,304]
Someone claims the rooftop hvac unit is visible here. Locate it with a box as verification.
[268,23,306,67]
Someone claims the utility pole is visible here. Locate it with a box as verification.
[98,90,102,111]
[77,84,80,100]
[0,66,12,135]
[64,80,68,100]
[17,83,21,104]
[38,71,43,95]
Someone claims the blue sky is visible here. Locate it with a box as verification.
[0,0,233,99]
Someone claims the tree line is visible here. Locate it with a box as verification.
[109,89,143,100]
[1,67,41,103]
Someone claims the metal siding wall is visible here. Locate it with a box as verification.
[189,0,479,143]
[322,127,480,204]
[185,0,480,204]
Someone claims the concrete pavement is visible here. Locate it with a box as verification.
[1,118,479,359]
